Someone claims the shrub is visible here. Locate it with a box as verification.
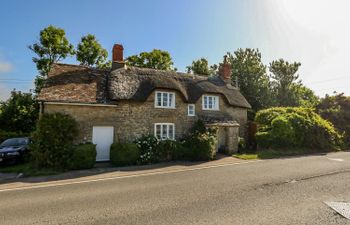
[70,143,96,170]
[30,113,78,170]
[0,130,28,143]
[255,107,343,150]
[158,140,185,161]
[110,143,139,166]
[134,135,160,164]
[182,120,217,161]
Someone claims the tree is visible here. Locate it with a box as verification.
[29,25,75,94]
[317,93,350,146]
[76,34,108,67]
[269,59,301,106]
[97,60,112,69]
[228,48,274,113]
[126,49,175,71]
[186,58,217,76]
[0,91,39,133]
[29,25,75,76]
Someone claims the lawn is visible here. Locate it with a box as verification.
[0,163,61,177]
[233,149,331,160]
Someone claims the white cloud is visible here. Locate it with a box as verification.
[0,60,13,73]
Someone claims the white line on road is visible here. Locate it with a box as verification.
[327,158,345,162]
[0,160,261,193]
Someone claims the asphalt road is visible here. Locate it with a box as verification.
[1,152,350,225]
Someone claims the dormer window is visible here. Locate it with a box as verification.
[188,104,195,116]
[202,95,219,110]
[155,91,175,108]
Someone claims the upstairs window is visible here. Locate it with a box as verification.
[154,123,175,140]
[188,104,195,116]
[155,91,175,108]
[202,95,219,110]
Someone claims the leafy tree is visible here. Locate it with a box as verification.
[76,34,108,67]
[228,48,274,113]
[269,59,301,106]
[28,25,75,76]
[126,49,176,71]
[186,58,217,76]
[97,60,112,69]
[290,84,319,108]
[0,91,39,133]
[317,93,350,146]
[29,25,74,94]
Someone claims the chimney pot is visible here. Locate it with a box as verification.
[219,55,231,81]
[112,44,125,70]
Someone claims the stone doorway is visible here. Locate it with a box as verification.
[206,122,240,155]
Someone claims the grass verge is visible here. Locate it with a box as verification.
[233,149,332,160]
[0,163,61,177]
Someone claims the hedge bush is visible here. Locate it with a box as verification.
[255,107,343,150]
[135,135,160,164]
[0,130,28,143]
[30,113,78,170]
[110,143,139,166]
[182,120,217,161]
[71,143,96,170]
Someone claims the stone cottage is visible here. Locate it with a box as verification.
[38,44,251,161]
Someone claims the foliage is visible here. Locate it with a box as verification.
[182,120,217,161]
[70,143,96,170]
[28,25,75,76]
[186,58,217,76]
[110,142,140,166]
[134,134,161,164]
[0,130,28,143]
[126,49,176,71]
[228,49,274,113]
[158,139,185,161]
[317,93,350,146]
[97,60,112,69]
[0,91,39,133]
[255,107,343,150]
[30,113,78,170]
[76,34,108,67]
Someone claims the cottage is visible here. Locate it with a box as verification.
[38,44,251,161]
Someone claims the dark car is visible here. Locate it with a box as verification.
[0,137,30,164]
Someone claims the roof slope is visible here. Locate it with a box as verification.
[109,67,251,108]
[38,64,251,108]
[37,64,109,104]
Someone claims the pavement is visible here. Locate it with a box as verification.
[1,152,350,224]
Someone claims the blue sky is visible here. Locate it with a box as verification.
[0,0,349,100]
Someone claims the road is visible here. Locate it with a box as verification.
[1,152,350,225]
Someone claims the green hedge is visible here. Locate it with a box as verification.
[30,113,78,170]
[110,143,139,166]
[0,131,28,143]
[71,144,96,170]
[255,107,343,150]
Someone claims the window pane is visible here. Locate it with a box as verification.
[204,96,208,109]
[157,93,162,106]
[169,125,174,139]
[156,125,161,139]
[169,93,173,107]
[162,124,167,139]
[163,93,168,107]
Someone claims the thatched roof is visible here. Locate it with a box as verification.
[109,67,251,108]
[38,64,251,108]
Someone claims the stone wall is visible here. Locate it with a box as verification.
[43,89,247,143]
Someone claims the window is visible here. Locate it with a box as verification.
[155,91,175,108]
[188,104,195,116]
[202,95,219,110]
[154,123,175,140]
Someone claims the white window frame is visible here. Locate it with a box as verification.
[202,95,219,110]
[154,123,175,140]
[188,104,195,116]
[155,91,176,109]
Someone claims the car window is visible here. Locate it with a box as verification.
[0,138,28,147]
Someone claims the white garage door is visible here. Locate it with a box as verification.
[92,126,114,161]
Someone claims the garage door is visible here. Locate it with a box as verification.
[92,126,114,161]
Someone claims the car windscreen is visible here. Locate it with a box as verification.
[0,138,28,147]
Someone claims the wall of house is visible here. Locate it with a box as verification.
[43,89,247,143]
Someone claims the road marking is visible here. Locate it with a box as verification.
[327,158,344,162]
[325,201,350,220]
[0,160,261,193]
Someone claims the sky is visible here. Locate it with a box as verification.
[0,0,349,100]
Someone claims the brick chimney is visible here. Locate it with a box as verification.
[219,55,231,82]
[112,44,125,70]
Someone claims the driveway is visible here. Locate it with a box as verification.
[1,152,350,224]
